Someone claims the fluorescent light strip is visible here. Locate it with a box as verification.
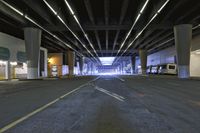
[0,0,83,57]
[157,0,170,13]
[64,0,100,60]
[113,0,170,64]
[43,0,57,15]
[122,0,170,55]
[148,23,200,52]
[1,0,24,16]
[64,0,74,15]
[42,0,99,62]
[140,0,150,13]
[117,0,149,55]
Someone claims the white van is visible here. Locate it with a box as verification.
[158,63,177,75]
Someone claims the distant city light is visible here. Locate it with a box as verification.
[99,57,115,65]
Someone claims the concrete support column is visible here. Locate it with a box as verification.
[90,62,93,75]
[87,62,89,75]
[24,27,42,79]
[79,57,84,75]
[67,50,75,77]
[5,61,11,80]
[139,49,147,75]
[131,56,136,74]
[123,61,126,74]
[120,63,123,74]
[174,24,192,78]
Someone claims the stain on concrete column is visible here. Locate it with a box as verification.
[174,24,192,78]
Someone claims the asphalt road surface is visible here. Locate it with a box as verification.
[0,75,200,133]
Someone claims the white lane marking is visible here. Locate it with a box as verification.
[95,86,125,102]
[0,76,100,133]
[114,76,125,82]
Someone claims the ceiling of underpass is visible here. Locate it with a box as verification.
[0,0,200,60]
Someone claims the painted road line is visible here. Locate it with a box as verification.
[114,76,125,82]
[0,76,100,133]
[95,86,125,102]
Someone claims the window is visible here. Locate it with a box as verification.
[160,65,167,69]
[169,65,175,69]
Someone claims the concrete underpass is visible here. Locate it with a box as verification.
[0,0,200,133]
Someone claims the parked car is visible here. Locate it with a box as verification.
[150,65,160,74]
[158,63,177,75]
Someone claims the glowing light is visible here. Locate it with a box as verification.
[117,0,149,55]
[195,50,200,55]
[99,57,115,66]
[157,0,170,13]
[10,62,17,65]
[0,60,6,65]
[48,58,54,64]
[64,0,75,15]
[140,0,150,13]
[116,0,170,60]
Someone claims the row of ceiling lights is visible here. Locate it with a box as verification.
[148,24,200,52]
[117,0,150,55]
[113,0,170,64]
[42,0,100,64]
[0,0,84,57]
[64,0,99,58]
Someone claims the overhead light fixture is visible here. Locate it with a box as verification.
[42,0,100,62]
[123,0,170,55]
[140,0,150,13]
[64,0,74,15]
[64,0,100,62]
[157,0,170,13]
[0,0,24,16]
[117,0,149,55]
[113,0,170,64]
[43,0,57,15]
[0,0,83,57]
[147,22,200,53]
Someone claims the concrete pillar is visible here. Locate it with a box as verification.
[120,63,123,74]
[24,27,42,79]
[123,61,126,74]
[90,62,93,75]
[174,24,192,78]
[40,47,48,77]
[131,56,136,74]
[139,49,147,75]
[86,62,89,75]
[5,61,11,80]
[67,50,75,77]
[79,56,84,75]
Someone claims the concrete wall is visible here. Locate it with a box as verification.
[48,53,63,77]
[0,32,25,61]
[190,52,200,77]
[147,46,176,66]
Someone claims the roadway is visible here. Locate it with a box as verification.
[0,75,200,133]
